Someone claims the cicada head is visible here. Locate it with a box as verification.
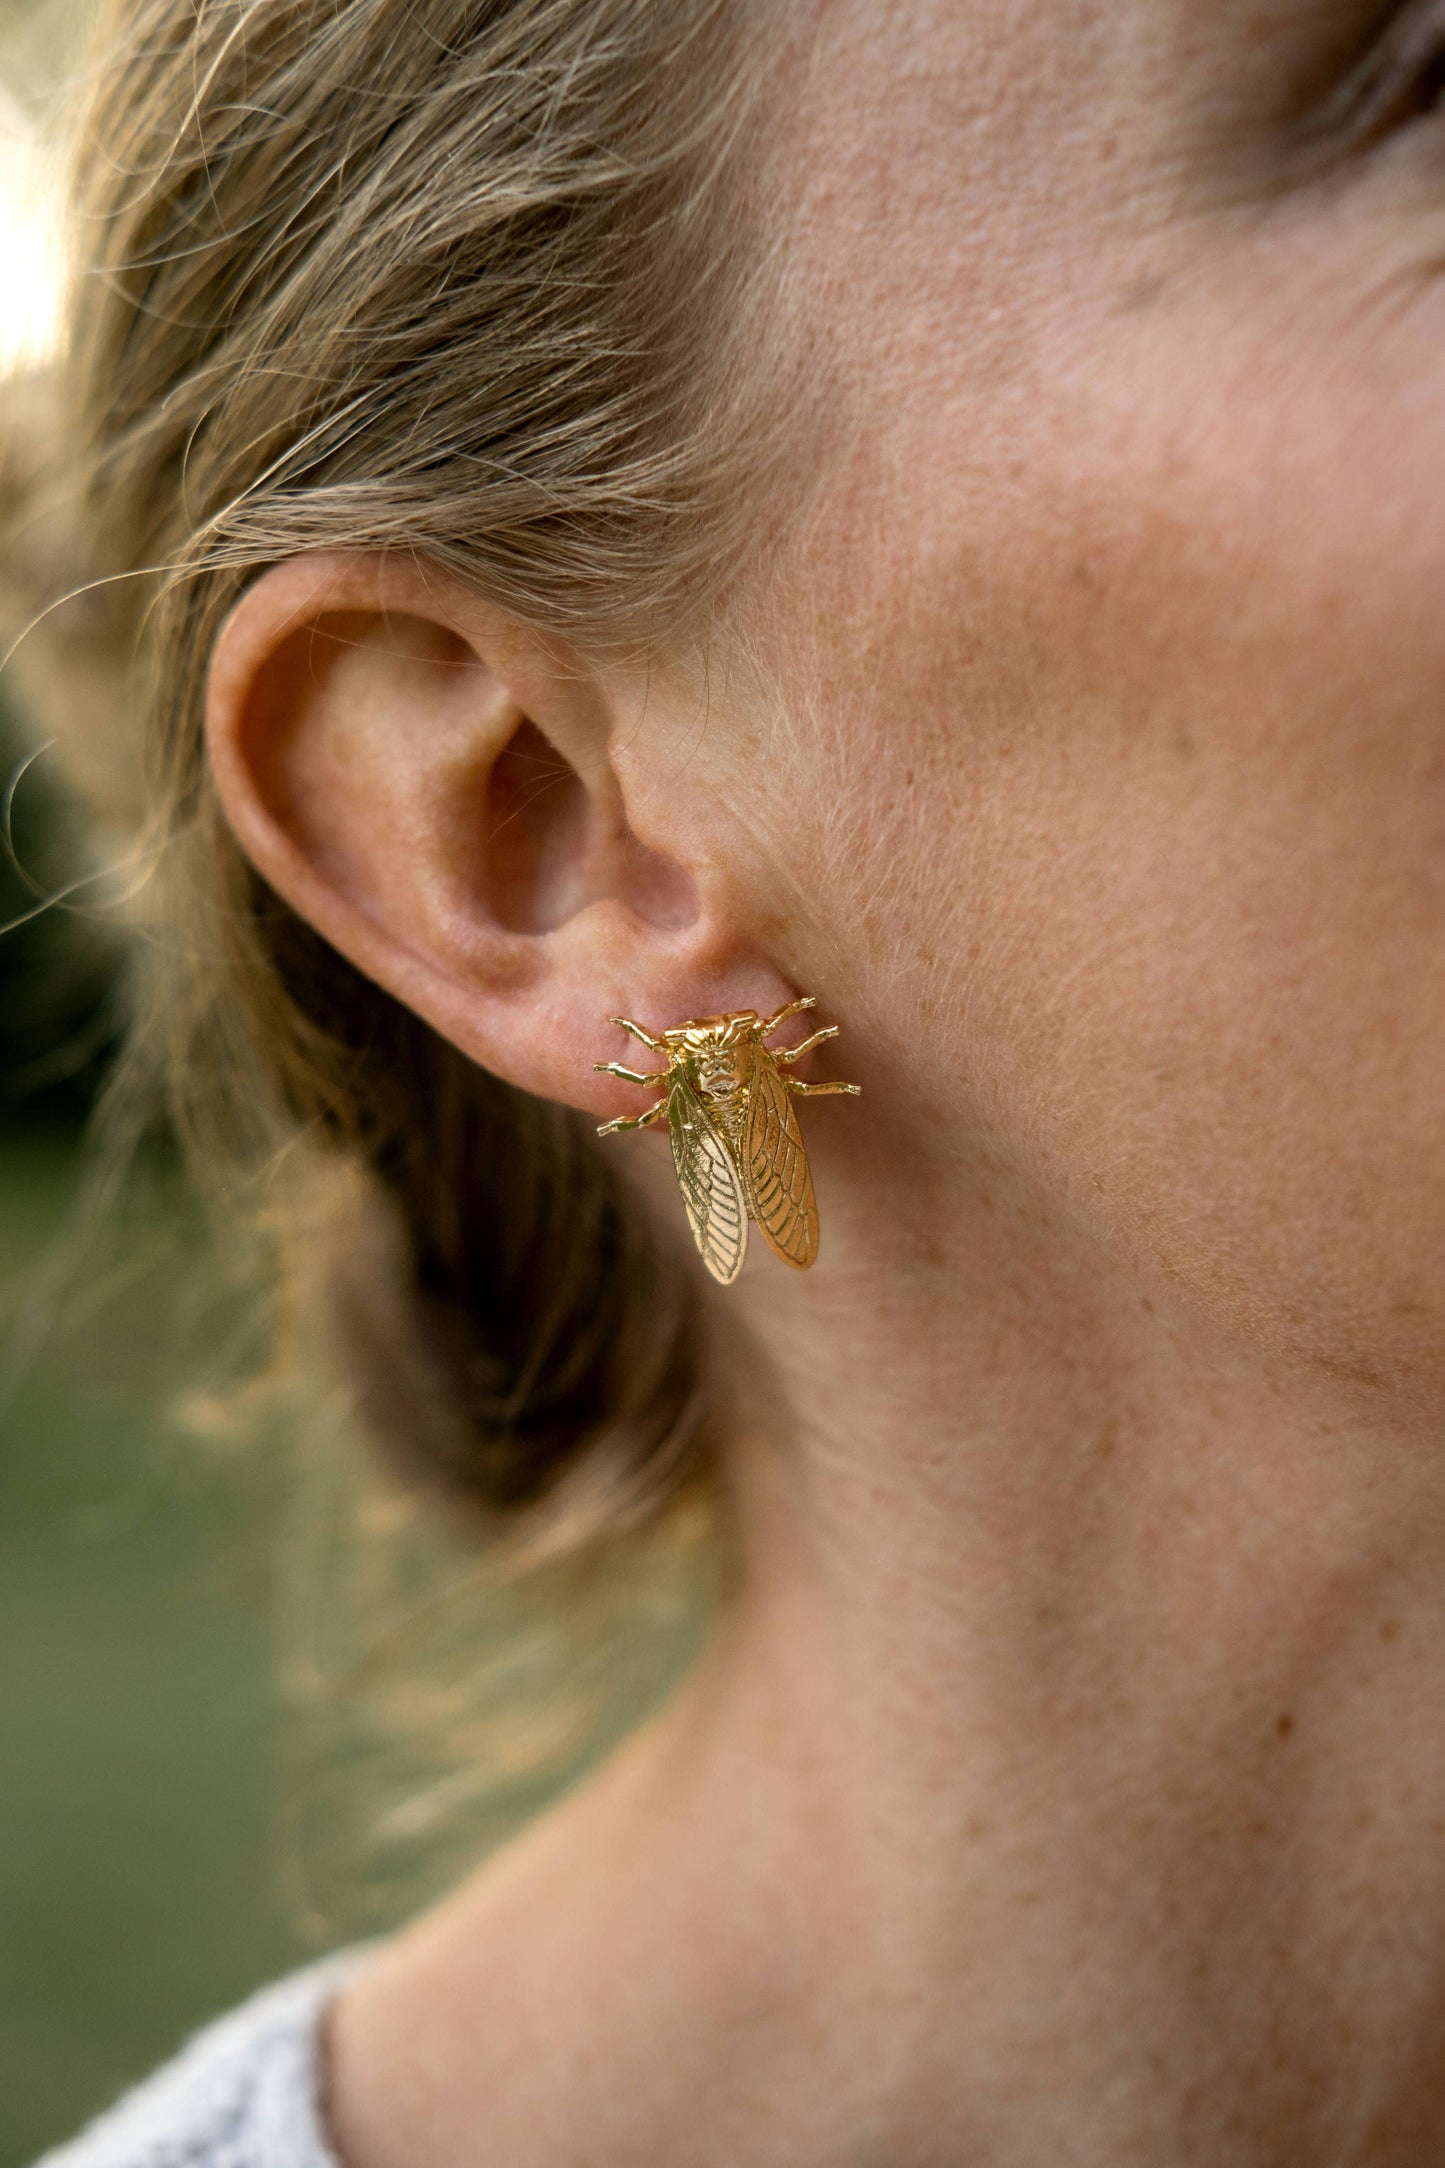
[664,1011,760,1111]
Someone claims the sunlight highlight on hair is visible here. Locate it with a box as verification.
[0,87,62,376]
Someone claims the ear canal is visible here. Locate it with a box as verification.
[478,712,700,938]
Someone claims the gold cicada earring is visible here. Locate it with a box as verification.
[594,997,860,1284]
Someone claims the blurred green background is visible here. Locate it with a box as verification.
[0,1134,310,2166]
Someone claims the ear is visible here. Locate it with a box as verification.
[204,553,792,1118]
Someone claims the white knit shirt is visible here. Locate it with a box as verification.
[33,1959,363,2168]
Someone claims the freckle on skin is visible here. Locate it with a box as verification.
[1380,1619,1401,1643]
[1116,272,1169,314]
[1315,1355,1390,1391]
[1275,1713,1296,1740]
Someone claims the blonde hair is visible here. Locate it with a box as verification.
[40,0,795,1566]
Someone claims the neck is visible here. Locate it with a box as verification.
[330,1142,1445,2168]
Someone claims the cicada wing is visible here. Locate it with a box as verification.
[743,1045,820,1270]
[667,1069,748,1285]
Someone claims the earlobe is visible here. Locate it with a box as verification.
[204,553,788,1117]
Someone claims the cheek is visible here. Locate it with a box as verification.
[759,288,1445,1390]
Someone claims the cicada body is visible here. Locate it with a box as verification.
[594,999,860,1284]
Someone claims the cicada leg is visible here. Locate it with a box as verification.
[597,1098,668,1137]
[760,994,817,1039]
[609,1014,667,1053]
[784,1079,861,1097]
[771,1024,839,1065]
[593,1062,669,1087]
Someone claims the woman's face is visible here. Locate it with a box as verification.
[655,0,1445,1394]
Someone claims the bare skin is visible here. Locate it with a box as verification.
[205,0,1445,2160]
